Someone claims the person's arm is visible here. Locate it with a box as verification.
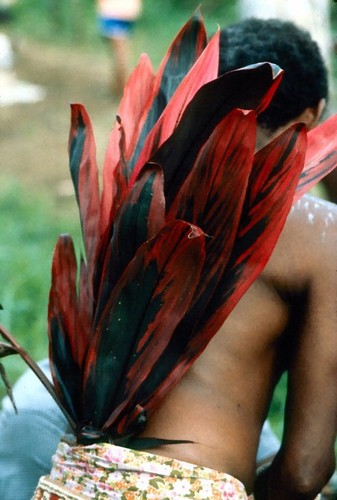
[255,201,337,499]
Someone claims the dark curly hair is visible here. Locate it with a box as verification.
[219,18,328,131]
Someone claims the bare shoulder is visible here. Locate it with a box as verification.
[265,194,337,287]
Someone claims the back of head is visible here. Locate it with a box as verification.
[219,18,328,131]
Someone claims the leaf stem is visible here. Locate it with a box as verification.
[0,324,77,434]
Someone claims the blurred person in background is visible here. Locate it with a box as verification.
[0,0,45,106]
[96,0,142,96]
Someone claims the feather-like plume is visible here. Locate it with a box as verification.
[1,10,337,447]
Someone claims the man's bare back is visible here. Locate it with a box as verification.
[142,194,337,497]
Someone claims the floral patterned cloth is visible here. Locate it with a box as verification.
[33,441,248,499]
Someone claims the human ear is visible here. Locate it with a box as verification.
[302,98,326,130]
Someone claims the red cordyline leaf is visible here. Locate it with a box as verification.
[197,123,308,338]
[100,54,156,234]
[82,221,205,430]
[69,104,100,268]
[48,235,85,422]
[100,10,208,236]
[168,109,256,276]
[153,7,207,98]
[93,165,166,328]
[48,235,83,364]
[41,11,337,445]
[103,224,205,435]
[47,61,285,438]
[100,112,257,434]
[294,113,337,202]
[68,105,101,333]
[128,8,208,165]
[149,63,282,210]
[165,110,256,328]
[130,123,307,419]
[130,30,220,182]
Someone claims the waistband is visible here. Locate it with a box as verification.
[33,441,248,499]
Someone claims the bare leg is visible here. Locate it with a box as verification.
[108,36,131,96]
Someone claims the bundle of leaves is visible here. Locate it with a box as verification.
[1,10,337,449]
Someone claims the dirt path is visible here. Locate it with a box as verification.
[1,38,120,214]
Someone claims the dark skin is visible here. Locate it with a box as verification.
[141,194,337,498]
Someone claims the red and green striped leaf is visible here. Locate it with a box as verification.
[69,104,100,270]
[100,55,156,235]
[127,124,307,419]
[154,8,208,103]
[192,123,308,348]
[48,235,84,421]
[165,110,256,331]
[94,165,166,326]
[295,113,337,202]
[144,63,282,209]
[130,30,220,180]
[43,13,313,446]
[48,235,82,363]
[82,221,205,429]
[100,12,207,237]
[49,316,82,423]
[128,9,208,173]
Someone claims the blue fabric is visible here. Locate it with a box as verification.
[0,360,69,500]
[258,420,280,463]
[98,16,135,38]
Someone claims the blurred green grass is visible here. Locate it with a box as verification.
[0,176,81,396]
